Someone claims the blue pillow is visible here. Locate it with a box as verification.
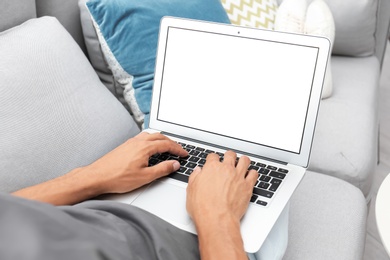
[86,0,230,128]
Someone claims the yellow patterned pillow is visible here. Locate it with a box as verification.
[221,0,278,29]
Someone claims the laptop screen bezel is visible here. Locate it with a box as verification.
[149,16,330,168]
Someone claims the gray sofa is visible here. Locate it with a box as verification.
[1,0,389,259]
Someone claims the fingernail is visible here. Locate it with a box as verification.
[194,166,201,172]
[173,161,180,171]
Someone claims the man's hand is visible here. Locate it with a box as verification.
[87,132,188,194]
[186,151,258,260]
[12,132,188,205]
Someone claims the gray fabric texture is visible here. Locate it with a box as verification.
[0,0,36,32]
[308,56,380,197]
[283,171,367,260]
[324,0,377,57]
[78,0,126,110]
[375,0,390,68]
[0,193,200,260]
[276,0,379,57]
[0,17,140,193]
[36,0,87,55]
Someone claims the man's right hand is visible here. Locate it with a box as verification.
[186,151,258,260]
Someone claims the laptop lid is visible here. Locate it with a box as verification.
[150,16,330,168]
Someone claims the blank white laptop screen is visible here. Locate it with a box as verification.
[157,27,319,154]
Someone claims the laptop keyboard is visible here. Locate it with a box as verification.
[148,142,289,207]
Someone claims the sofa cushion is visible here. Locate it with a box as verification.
[308,55,380,198]
[36,0,87,54]
[0,17,140,193]
[324,0,378,57]
[221,0,279,29]
[284,171,367,260]
[83,0,230,128]
[276,0,378,57]
[0,0,36,32]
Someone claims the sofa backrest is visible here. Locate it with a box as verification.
[36,0,87,55]
[277,0,389,67]
[0,0,36,32]
[0,0,87,55]
[0,0,389,66]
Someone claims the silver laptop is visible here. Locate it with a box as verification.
[105,16,330,253]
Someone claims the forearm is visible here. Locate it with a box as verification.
[12,166,104,205]
[196,214,247,260]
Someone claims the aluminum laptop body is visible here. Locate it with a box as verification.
[105,17,330,253]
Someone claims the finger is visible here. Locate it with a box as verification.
[188,166,201,184]
[236,155,251,175]
[205,152,219,163]
[246,170,259,187]
[146,160,181,180]
[223,150,237,166]
[136,132,171,142]
[148,140,188,157]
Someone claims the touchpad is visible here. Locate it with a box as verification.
[132,181,192,225]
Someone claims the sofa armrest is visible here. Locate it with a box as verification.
[375,0,390,69]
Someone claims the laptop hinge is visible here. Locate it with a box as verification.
[161,131,288,166]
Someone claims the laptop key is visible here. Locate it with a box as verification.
[267,165,278,171]
[178,159,187,166]
[189,156,200,163]
[269,171,286,179]
[259,175,271,182]
[256,162,266,168]
[158,153,170,160]
[177,166,186,173]
[189,150,200,156]
[253,188,274,198]
[259,168,270,174]
[185,169,194,175]
[169,172,189,183]
[199,153,208,158]
[278,168,289,174]
[269,182,281,192]
[256,200,268,206]
[257,182,270,190]
[250,194,258,203]
[185,162,197,169]
[149,158,159,166]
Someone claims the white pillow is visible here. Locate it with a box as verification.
[274,0,335,99]
[305,0,335,99]
[274,0,307,33]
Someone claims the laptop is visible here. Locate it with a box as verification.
[105,16,330,253]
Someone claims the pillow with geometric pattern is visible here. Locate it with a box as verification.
[221,0,278,29]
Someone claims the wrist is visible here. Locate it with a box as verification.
[68,165,107,198]
[195,213,246,259]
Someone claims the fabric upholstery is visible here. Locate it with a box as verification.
[0,0,36,32]
[221,0,279,29]
[323,0,377,57]
[283,171,367,260]
[36,0,87,54]
[79,0,119,107]
[276,0,378,57]
[308,56,380,198]
[375,0,390,67]
[0,17,140,193]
